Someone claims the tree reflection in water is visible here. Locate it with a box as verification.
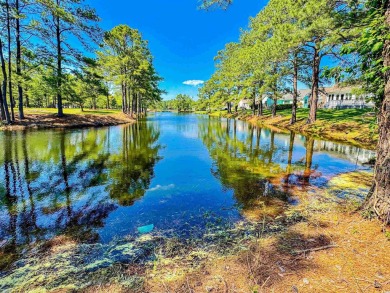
[0,114,375,266]
[0,123,161,251]
[198,117,289,220]
[197,116,370,220]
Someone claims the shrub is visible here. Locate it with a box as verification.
[276,104,292,111]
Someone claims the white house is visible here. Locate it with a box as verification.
[324,86,375,109]
[238,99,254,110]
[235,85,374,111]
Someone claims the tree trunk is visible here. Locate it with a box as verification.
[124,83,128,113]
[272,98,277,117]
[291,53,298,124]
[121,81,126,113]
[252,87,256,116]
[0,86,6,121]
[0,38,11,124]
[16,0,24,119]
[137,93,141,119]
[129,87,133,115]
[0,86,4,120]
[6,0,15,122]
[364,1,390,224]
[25,87,29,107]
[257,97,263,117]
[257,95,263,116]
[55,5,64,117]
[132,92,136,117]
[307,45,320,124]
[136,93,139,116]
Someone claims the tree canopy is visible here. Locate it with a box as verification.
[0,1,163,121]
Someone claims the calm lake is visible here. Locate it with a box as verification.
[0,113,375,247]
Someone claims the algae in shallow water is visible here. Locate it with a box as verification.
[138,224,154,234]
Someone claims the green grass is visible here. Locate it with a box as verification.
[209,110,229,117]
[277,108,375,124]
[215,108,376,124]
[193,110,208,114]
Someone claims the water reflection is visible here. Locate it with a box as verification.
[0,123,161,247]
[198,116,375,207]
[0,113,375,254]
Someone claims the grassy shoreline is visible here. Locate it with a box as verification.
[209,108,378,150]
[0,108,135,131]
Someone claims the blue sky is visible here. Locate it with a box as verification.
[91,0,267,100]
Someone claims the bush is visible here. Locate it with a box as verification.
[276,104,293,111]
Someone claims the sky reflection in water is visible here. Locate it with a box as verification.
[0,113,374,246]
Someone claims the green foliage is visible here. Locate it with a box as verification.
[200,0,385,123]
[173,94,194,112]
[153,94,194,112]
[0,2,162,120]
[338,0,390,105]
[98,24,163,114]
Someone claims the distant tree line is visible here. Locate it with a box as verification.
[154,94,194,112]
[0,0,163,123]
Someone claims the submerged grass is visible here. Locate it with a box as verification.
[145,171,390,292]
[0,201,302,292]
[1,171,388,292]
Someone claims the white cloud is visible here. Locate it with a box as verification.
[147,184,175,192]
[183,80,204,86]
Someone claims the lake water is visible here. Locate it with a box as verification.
[0,113,375,247]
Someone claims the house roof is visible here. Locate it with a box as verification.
[298,89,312,98]
[295,86,359,97]
[323,85,356,95]
[281,94,295,101]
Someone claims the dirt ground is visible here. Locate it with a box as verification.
[0,111,135,130]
